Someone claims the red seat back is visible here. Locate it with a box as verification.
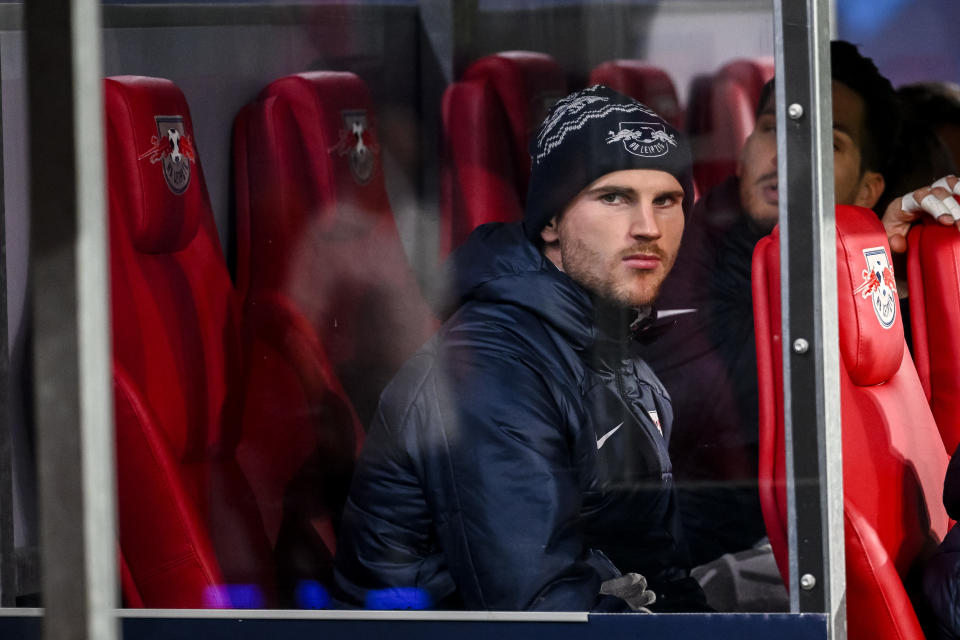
[753,205,949,639]
[588,60,682,129]
[440,51,566,257]
[907,216,960,452]
[232,72,435,554]
[106,76,273,607]
[236,72,436,423]
[688,58,774,194]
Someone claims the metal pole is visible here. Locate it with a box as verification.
[0,32,14,605]
[774,0,845,635]
[24,0,118,638]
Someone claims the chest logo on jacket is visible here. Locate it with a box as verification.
[139,116,195,195]
[606,121,677,158]
[854,246,897,329]
[648,410,663,437]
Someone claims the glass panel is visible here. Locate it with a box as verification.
[10,0,868,628]
[91,0,796,615]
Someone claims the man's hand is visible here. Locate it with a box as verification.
[600,573,656,612]
[882,175,960,253]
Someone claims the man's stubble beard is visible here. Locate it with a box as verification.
[559,236,674,310]
[740,172,779,235]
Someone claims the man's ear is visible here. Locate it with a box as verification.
[540,217,560,244]
[540,217,564,271]
[855,170,885,210]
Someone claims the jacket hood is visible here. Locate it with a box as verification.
[447,222,654,351]
[447,222,593,348]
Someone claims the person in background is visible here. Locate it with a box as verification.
[875,86,957,347]
[640,41,903,585]
[898,81,960,172]
[333,86,708,612]
[639,40,960,611]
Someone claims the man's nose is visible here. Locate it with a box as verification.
[628,204,662,239]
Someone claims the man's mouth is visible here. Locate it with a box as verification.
[761,182,779,204]
[622,253,662,270]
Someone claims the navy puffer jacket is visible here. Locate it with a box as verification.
[333,222,700,611]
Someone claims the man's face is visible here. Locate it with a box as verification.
[737,80,883,232]
[736,95,778,230]
[541,169,685,309]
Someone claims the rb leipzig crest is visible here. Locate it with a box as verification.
[853,246,897,329]
[648,410,663,437]
[329,110,379,185]
[606,121,677,158]
[139,116,195,195]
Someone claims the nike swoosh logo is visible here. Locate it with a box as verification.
[596,422,624,449]
[657,308,697,318]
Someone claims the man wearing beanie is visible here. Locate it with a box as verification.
[333,85,707,612]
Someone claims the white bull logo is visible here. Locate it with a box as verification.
[607,122,677,158]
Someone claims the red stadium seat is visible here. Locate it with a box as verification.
[588,60,683,129]
[753,205,949,639]
[235,69,436,427]
[105,76,274,607]
[440,51,567,258]
[232,72,436,594]
[688,58,774,194]
[907,216,960,452]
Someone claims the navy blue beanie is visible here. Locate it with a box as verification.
[523,85,694,240]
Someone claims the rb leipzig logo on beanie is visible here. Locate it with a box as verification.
[606,121,678,158]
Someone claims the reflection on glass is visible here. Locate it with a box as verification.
[89,1,784,613]
[48,0,903,618]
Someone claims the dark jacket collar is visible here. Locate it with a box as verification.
[447,222,647,351]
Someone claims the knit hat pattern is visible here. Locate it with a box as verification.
[523,85,693,240]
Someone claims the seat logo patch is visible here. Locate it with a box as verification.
[853,246,897,329]
[329,110,378,185]
[606,121,677,158]
[139,116,195,195]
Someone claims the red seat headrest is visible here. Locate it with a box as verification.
[588,60,682,128]
[835,205,905,386]
[715,58,775,107]
[105,76,204,254]
[255,71,391,234]
[462,51,567,172]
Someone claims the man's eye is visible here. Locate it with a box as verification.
[600,192,623,204]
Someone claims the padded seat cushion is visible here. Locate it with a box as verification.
[835,205,905,386]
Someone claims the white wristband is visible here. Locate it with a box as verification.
[944,195,960,221]
[902,192,920,211]
[921,193,950,217]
